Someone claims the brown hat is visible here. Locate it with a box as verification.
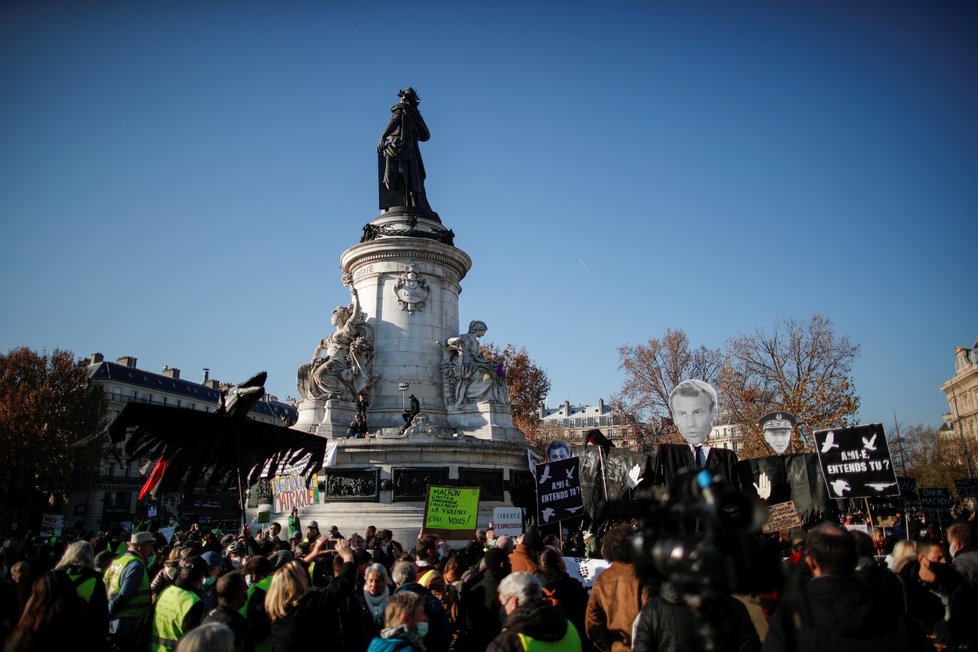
[130,532,154,546]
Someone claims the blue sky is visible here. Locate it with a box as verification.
[1,1,975,430]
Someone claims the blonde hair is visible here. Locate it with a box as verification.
[892,539,917,562]
[264,561,310,621]
[384,591,422,628]
[55,541,95,570]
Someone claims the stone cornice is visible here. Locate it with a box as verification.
[341,238,472,282]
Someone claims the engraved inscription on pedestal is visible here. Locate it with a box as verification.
[459,468,505,501]
[392,467,449,502]
[394,264,429,313]
[322,468,380,502]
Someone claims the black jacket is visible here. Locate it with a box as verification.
[633,582,760,652]
[487,599,579,652]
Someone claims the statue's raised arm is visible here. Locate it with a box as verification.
[377,87,438,221]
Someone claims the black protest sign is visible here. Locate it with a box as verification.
[955,478,978,501]
[897,477,920,511]
[813,424,898,499]
[919,487,952,523]
[535,457,585,524]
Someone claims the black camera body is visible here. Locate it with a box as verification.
[601,469,780,603]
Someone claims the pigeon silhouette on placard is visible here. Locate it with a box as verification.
[830,479,851,497]
[821,432,840,454]
[862,434,878,452]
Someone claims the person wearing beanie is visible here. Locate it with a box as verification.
[509,526,544,575]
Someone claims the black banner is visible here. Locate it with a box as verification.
[535,457,585,525]
[955,478,978,501]
[813,424,898,499]
[897,477,920,511]
[919,487,952,524]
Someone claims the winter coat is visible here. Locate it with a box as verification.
[487,598,581,652]
[585,562,646,652]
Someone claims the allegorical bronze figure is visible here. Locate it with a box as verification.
[377,87,439,221]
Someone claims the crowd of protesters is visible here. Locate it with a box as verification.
[0,503,976,652]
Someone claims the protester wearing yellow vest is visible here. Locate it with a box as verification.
[55,540,109,649]
[150,557,207,651]
[488,572,582,652]
[105,531,154,649]
[241,556,274,652]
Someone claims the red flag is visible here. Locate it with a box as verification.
[138,456,167,501]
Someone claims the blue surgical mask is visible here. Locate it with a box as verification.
[203,576,217,587]
[416,622,429,638]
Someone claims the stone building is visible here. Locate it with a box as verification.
[70,353,296,531]
[941,338,978,446]
[539,398,636,448]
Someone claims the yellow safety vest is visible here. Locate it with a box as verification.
[150,585,201,651]
[240,575,274,652]
[105,552,151,619]
[515,620,581,652]
[66,567,98,603]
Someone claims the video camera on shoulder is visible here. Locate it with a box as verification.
[600,469,780,602]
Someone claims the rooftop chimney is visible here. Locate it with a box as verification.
[203,368,210,383]
[89,352,104,365]
[116,356,137,368]
[162,367,181,379]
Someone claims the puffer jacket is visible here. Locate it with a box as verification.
[488,598,580,652]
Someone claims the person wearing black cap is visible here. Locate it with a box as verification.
[303,521,321,546]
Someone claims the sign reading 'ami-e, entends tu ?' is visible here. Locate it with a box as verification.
[813,424,899,500]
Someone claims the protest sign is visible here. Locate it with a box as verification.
[423,485,480,538]
[813,424,898,499]
[844,523,870,534]
[562,557,611,589]
[158,527,176,544]
[955,478,978,501]
[535,457,585,524]
[896,477,919,511]
[762,501,803,534]
[492,507,523,537]
[919,487,952,524]
[272,474,317,512]
[40,514,64,537]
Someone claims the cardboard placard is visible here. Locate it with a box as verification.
[422,485,480,538]
[762,501,803,533]
[492,507,523,537]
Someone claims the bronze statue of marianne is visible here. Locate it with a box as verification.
[377,87,439,222]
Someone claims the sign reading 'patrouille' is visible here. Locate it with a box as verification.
[813,424,899,499]
[535,457,585,524]
[423,485,480,538]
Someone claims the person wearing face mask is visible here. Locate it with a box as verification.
[226,541,247,571]
[199,551,224,611]
[150,557,208,652]
[202,571,253,652]
[897,540,976,650]
[152,548,184,600]
[240,556,273,652]
[946,523,978,590]
[367,591,429,652]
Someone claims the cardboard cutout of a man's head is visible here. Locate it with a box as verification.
[669,379,719,446]
[759,410,796,455]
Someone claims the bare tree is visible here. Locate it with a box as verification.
[719,315,860,459]
[899,423,973,493]
[617,329,725,423]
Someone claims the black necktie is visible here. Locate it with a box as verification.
[694,446,705,467]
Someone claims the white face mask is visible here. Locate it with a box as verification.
[245,574,253,587]
[230,557,242,569]
[416,622,429,638]
[164,566,178,579]
[203,576,217,587]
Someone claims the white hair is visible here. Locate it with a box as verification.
[391,560,417,586]
[498,571,542,605]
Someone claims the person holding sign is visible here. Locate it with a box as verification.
[652,380,744,492]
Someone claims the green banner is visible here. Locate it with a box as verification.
[423,485,480,538]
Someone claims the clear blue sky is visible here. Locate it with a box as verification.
[1,1,975,431]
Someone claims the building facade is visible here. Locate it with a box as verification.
[539,398,637,449]
[941,339,978,448]
[70,353,296,531]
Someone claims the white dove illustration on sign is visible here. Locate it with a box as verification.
[830,479,851,496]
[867,482,896,492]
[541,507,556,522]
[862,434,877,451]
[821,431,840,453]
[538,465,552,485]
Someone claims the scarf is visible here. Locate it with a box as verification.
[380,624,426,651]
[363,585,390,620]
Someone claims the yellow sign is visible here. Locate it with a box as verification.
[423,485,480,537]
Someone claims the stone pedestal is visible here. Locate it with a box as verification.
[278,208,529,541]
